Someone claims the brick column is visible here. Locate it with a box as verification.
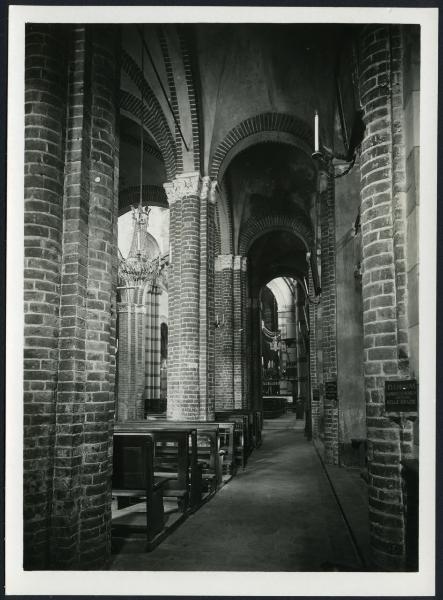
[295,284,309,413]
[214,255,249,411]
[240,257,249,409]
[215,254,234,410]
[308,270,320,437]
[24,24,67,569]
[23,25,120,569]
[43,25,119,570]
[320,168,339,464]
[359,25,410,571]
[144,286,161,405]
[164,173,214,421]
[116,296,132,420]
[249,297,262,411]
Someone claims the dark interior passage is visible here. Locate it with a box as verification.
[109,415,367,571]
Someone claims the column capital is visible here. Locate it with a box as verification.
[215,254,233,271]
[163,172,211,205]
[232,255,248,271]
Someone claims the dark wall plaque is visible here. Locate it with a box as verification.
[385,379,418,413]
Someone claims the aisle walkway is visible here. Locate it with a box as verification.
[110,415,364,571]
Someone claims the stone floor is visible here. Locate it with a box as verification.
[109,414,369,571]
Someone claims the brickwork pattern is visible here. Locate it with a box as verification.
[389,27,410,380]
[119,184,168,213]
[214,256,234,410]
[214,255,249,411]
[164,174,214,420]
[24,25,120,570]
[76,26,120,569]
[157,29,184,174]
[308,270,320,438]
[320,170,339,465]
[144,287,161,403]
[239,213,314,256]
[295,284,309,405]
[359,25,410,571]
[210,112,313,180]
[119,90,176,181]
[24,24,68,569]
[178,27,201,173]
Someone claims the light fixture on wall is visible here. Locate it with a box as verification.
[311,109,363,179]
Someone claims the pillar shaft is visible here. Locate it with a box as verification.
[214,255,249,411]
[359,24,410,571]
[24,24,120,570]
[24,23,68,570]
[164,173,214,420]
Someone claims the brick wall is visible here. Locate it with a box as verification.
[24,24,120,569]
[320,169,339,464]
[308,270,320,438]
[359,24,412,571]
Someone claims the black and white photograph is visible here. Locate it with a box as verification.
[5,4,438,596]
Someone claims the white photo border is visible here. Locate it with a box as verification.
[6,5,438,596]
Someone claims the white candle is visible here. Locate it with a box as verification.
[314,110,319,152]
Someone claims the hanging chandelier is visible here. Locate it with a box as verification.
[118,29,163,289]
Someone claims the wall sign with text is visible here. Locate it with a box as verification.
[384,379,418,413]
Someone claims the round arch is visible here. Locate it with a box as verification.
[120,50,177,180]
[239,213,314,256]
[210,112,314,182]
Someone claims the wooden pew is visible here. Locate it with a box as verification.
[215,411,248,468]
[168,421,237,484]
[114,423,202,511]
[111,433,171,549]
[253,410,263,447]
[147,421,221,493]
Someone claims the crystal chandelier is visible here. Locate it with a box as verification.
[118,35,162,289]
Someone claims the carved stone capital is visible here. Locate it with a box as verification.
[199,176,211,201]
[163,172,208,205]
[233,255,242,271]
[215,254,233,271]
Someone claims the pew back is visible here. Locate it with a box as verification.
[114,423,201,509]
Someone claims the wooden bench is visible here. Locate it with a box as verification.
[253,410,263,447]
[112,433,171,548]
[115,423,202,511]
[215,411,248,468]
[150,421,222,493]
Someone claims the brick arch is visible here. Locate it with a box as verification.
[177,26,201,173]
[158,26,201,174]
[210,112,314,181]
[119,184,169,215]
[120,50,177,179]
[157,27,183,173]
[239,212,314,256]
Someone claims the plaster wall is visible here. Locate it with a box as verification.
[195,24,340,173]
[334,163,366,454]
